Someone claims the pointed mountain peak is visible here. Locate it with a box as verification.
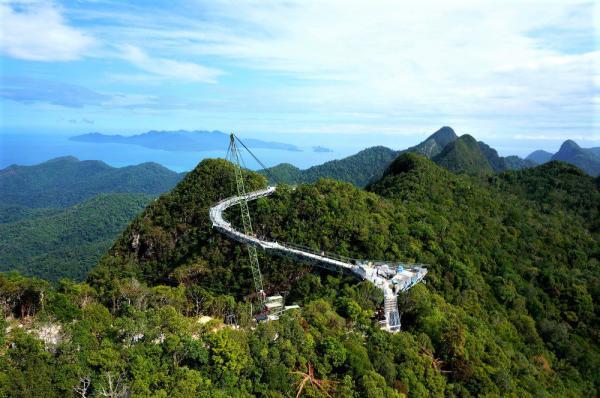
[428,126,458,148]
[559,140,581,152]
[405,126,458,158]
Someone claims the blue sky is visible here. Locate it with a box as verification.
[0,0,598,155]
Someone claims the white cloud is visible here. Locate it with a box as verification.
[0,1,95,61]
[119,45,223,83]
[101,0,595,135]
[102,93,159,108]
[2,0,597,138]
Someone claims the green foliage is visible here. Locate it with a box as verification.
[0,156,183,281]
[0,156,183,208]
[262,127,536,188]
[0,193,151,281]
[0,204,59,224]
[262,146,399,187]
[1,153,598,397]
[431,134,493,175]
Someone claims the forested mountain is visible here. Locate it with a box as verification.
[551,140,600,176]
[71,130,301,152]
[431,134,493,174]
[526,143,600,176]
[2,155,594,396]
[0,193,151,281]
[263,127,534,186]
[0,157,180,280]
[0,156,183,208]
[401,126,458,158]
[1,141,599,397]
[490,161,600,230]
[262,146,399,187]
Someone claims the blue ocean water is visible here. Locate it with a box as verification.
[0,133,370,172]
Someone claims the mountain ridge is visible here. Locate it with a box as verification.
[0,156,184,208]
[551,140,600,176]
[262,127,535,185]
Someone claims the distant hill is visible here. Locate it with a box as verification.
[71,130,301,152]
[262,146,399,187]
[526,144,600,175]
[588,147,600,157]
[526,150,554,165]
[0,193,151,281]
[0,156,184,208]
[402,126,458,157]
[476,141,535,172]
[551,140,600,176]
[400,126,532,172]
[431,134,493,174]
[262,127,534,185]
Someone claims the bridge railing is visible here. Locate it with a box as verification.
[210,187,429,273]
[277,241,355,265]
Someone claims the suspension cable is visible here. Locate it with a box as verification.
[234,135,279,185]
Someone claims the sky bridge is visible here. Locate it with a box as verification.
[209,185,428,332]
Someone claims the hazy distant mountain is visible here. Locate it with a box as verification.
[71,130,301,152]
[0,156,184,208]
[588,147,600,158]
[526,150,554,165]
[312,146,333,153]
[551,140,600,176]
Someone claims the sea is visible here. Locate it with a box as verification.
[0,132,398,172]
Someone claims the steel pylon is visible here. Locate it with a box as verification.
[227,133,266,308]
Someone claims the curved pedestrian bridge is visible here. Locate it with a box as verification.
[209,186,428,332]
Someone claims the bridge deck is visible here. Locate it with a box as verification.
[209,186,427,331]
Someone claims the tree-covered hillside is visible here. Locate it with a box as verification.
[0,193,151,281]
[0,157,184,281]
[262,146,399,187]
[0,156,183,208]
[431,135,493,174]
[48,154,600,396]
